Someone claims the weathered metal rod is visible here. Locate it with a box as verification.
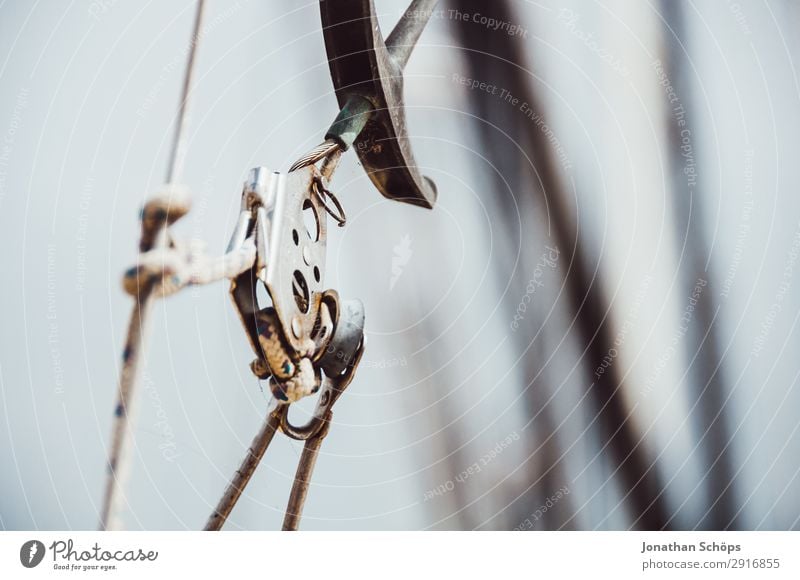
[281,420,331,531]
[204,410,282,531]
[385,0,439,70]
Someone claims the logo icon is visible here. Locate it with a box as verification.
[390,234,413,290]
[20,540,45,568]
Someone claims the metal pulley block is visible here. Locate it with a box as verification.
[265,168,329,349]
[228,165,366,404]
[228,167,322,400]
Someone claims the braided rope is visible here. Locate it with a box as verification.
[101,0,208,530]
[255,309,318,403]
[123,238,256,298]
[139,186,191,249]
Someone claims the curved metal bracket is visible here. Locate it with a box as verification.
[280,336,365,441]
[320,0,438,209]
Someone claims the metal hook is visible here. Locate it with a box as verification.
[312,176,347,227]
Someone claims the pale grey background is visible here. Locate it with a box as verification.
[1,0,799,530]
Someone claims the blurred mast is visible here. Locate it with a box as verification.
[447,0,670,529]
[657,0,739,530]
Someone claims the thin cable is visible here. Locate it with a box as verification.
[165,0,206,185]
[282,422,330,531]
[99,0,207,531]
[288,138,341,173]
[204,409,283,531]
